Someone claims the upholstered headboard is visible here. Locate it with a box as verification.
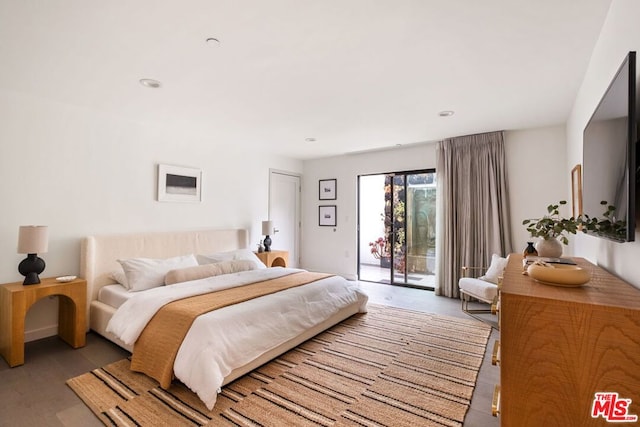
[80,228,249,309]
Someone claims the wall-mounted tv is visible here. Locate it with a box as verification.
[582,51,636,242]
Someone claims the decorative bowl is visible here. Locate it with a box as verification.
[527,262,590,287]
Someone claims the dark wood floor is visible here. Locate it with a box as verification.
[0,282,499,426]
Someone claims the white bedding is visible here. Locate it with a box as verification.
[106,267,368,410]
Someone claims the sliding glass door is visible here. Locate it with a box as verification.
[358,170,436,288]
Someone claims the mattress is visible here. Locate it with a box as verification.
[97,284,131,309]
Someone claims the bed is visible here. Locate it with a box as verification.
[80,228,368,409]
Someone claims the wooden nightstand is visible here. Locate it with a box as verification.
[0,277,86,367]
[255,250,289,268]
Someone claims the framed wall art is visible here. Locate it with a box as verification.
[319,205,337,226]
[319,179,337,200]
[571,164,582,218]
[157,164,202,202]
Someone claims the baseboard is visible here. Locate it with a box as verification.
[24,324,58,343]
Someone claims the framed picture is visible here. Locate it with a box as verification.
[319,205,337,226]
[571,164,583,218]
[319,179,337,200]
[157,164,202,202]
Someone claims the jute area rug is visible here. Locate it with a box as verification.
[67,304,491,426]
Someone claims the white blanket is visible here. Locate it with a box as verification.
[106,267,368,409]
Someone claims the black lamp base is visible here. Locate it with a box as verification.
[18,254,45,286]
[23,272,41,285]
[263,235,272,252]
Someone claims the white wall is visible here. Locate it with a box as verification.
[301,126,567,280]
[301,144,437,279]
[504,126,569,253]
[567,0,640,288]
[0,94,572,340]
[0,89,302,340]
[12,0,637,340]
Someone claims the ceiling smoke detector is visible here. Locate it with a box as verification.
[139,79,161,89]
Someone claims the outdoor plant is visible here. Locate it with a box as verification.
[369,237,388,259]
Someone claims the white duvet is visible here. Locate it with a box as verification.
[106,267,368,409]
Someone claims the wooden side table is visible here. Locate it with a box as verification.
[255,250,289,268]
[0,277,86,367]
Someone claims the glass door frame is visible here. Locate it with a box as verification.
[357,168,436,289]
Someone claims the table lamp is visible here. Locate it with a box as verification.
[262,220,274,252]
[17,225,49,285]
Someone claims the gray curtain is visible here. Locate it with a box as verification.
[435,131,513,298]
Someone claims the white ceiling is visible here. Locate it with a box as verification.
[0,1,612,159]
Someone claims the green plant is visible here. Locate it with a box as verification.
[522,200,627,244]
[579,201,627,240]
[382,175,406,271]
[522,201,579,245]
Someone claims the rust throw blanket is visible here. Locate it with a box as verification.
[130,271,332,388]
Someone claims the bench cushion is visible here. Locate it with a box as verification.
[459,277,498,303]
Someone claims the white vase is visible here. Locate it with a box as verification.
[535,238,563,258]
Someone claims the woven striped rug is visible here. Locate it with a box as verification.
[67,304,491,426]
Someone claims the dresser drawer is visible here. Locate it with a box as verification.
[491,340,500,365]
[492,384,500,417]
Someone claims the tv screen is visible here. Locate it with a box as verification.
[582,51,636,242]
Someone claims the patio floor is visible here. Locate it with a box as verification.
[359,263,435,289]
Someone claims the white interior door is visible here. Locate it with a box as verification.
[269,170,301,268]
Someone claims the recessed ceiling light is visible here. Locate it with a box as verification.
[438,110,454,117]
[139,78,161,89]
[206,37,220,45]
[305,137,317,143]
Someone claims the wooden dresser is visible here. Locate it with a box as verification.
[498,254,640,426]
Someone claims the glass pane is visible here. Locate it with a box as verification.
[358,170,436,289]
[391,175,406,283]
[403,173,436,288]
[358,175,389,283]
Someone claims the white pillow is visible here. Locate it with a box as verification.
[479,254,508,284]
[109,268,129,289]
[197,249,266,269]
[118,254,198,292]
[164,260,259,285]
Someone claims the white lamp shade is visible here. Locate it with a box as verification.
[17,225,49,254]
[262,220,273,235]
